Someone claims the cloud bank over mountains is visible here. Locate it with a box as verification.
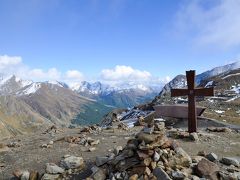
[0,55,168,86]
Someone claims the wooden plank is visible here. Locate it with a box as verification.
[194,87,214,96]
[171,89,189,97]
[154,104,206,119]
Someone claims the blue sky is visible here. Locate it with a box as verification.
[0,0,240,85]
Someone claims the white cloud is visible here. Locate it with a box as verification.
[28,69,46,79]
[65,70,84,86]
[28,68,61,80]
[0,55,168,87]
[101,65,151,82]
[66,70,84,79]
[0,55,22,69]
[0,55,84,84]
[175,0,240,49]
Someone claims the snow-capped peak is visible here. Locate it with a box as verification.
[71,81,112,95]
[71,81,161,95]
[0,75,32,88]
[196,60,240,84]
[18,82,42,95]
[46,80,68,88]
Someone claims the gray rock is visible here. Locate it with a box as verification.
[191,175,201,180]
[20,171,30,180]
[92,168,106,180]
[41,173,60,180]
[63,154,71,158]
[172,170,186,179]
[153,167,171,180]
[143,127,154,134]
[113,146,123,155]
[89,147,96,152]
[153,151,160,162]
[91,166,100,174]
[221,157,239,167]
[46,163,64,174]
[60,155,84,169]
[169,147,192,168]
[90,139,100,146]
[41,144,48,148]
[206,153,218,162]
[189,133,199,142]
[96,156,109,166]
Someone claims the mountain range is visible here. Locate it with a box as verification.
[0,60,239,139]
[0,75,161,138]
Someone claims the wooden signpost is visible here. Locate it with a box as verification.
[171,70,214,133]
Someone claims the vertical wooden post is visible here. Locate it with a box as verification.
[186,71,197,133]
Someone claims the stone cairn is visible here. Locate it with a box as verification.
[89,122,194,180]
[88,122,240,180]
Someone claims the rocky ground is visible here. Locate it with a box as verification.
[0,120,240,180]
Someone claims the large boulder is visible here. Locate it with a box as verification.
[195,158,220,180]
[46,163,64,174]
[168,147,192,168]
[60,155,84,170]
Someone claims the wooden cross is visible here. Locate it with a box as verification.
[171,70,214,133]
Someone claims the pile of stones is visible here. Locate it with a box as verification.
[87,122,240,180]
[64,135,100,146]
[13,155,85,180]
[80,125,102,134]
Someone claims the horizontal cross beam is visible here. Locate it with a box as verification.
[171,87,214,97]
[171,89,189,97]
[194,87,214,96]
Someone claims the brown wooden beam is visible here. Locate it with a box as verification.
[186,70,195,89]
[171,89,189,97]
[194,87,214,96]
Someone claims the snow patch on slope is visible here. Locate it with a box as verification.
[231,84,240,94]
[19,83,41,95]
[205,81,214,87]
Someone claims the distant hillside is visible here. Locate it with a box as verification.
[196,61,240,84]
[0,79,113,139]
[0,95,49,138]
[72,81,161,108]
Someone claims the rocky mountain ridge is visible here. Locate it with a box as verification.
[196,61,240,84]
[0,75,160,139]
